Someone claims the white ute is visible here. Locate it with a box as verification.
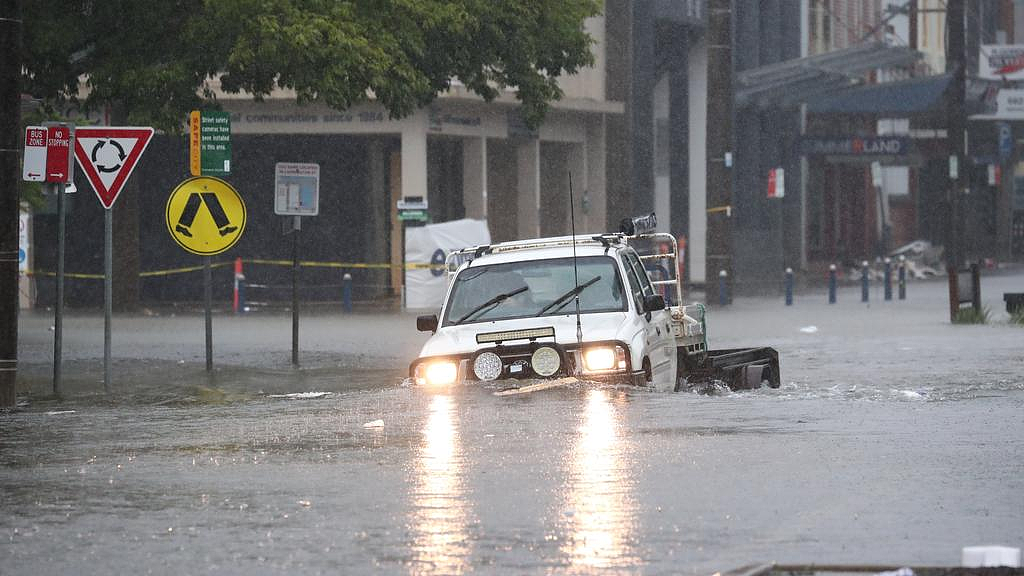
[410,215,780,392]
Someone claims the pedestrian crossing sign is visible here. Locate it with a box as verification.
[166,176,246,255]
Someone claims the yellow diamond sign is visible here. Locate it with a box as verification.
[166,176,246,255]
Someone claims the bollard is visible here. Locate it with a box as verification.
[785,268,793,306]
[342,272,353,313]
[718,270,728,306]
[884,257,892,301]
[233,257,245,314]
[828,264,837,304]
[861,260,869,303]
[898,255,906,300]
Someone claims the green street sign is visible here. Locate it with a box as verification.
[189,110,231,176]
[398,209,429,222]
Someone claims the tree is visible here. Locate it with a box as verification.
[21,0,599,309]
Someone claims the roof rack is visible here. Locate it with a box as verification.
[444,234,629,272]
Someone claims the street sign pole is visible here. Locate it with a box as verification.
[292,216,300,367]
[104,208,112,392]
[204,257,212,372]
[53,182,65,396]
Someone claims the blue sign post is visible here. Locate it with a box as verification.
[999,123,1013,160]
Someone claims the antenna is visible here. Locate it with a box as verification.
[569,173,583,346]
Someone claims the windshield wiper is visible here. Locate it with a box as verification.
[453,285,529,324]
[536,276,601,316]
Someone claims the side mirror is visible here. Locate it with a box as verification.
[417,314,438,333]
[643,294,665,312]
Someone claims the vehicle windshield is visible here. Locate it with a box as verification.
[443,256,627,326]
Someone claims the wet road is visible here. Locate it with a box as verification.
[3,272,1023,574]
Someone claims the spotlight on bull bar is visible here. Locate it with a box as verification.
[619,212,657,236]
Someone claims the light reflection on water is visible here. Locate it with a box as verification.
[408,394,472,575]
[562,389,640,571]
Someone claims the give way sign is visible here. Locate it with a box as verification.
[74,127,155,209]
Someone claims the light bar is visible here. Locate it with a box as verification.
[476,326,555,344]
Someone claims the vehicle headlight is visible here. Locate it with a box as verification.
[583,346,627,372]
[531,346,561,377]
[473,351,503,381]
[423,360,458,386]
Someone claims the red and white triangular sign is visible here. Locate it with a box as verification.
[74,127,155,209]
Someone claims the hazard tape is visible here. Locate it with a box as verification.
[26,259,445,279]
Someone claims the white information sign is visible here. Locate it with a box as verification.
[22,126,47,182]
[18,210,30,273]
[275,163,320,216]
[996,89,1024,119]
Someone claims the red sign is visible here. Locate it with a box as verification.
[767,167,785,199]
[45,125,74,183]
[73,127,155,209]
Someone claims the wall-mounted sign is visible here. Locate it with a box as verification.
[800,136,909,157]
[995,90,1024,119]
[980,45,1024,80]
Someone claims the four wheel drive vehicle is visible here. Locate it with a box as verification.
[409,218,780,392]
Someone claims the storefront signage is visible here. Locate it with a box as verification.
[980,45,1024,80]
[800,136,909,156]
[996,90,1024,119]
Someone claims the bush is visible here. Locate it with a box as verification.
[953,306,989,325]
[1010,309,1024,326]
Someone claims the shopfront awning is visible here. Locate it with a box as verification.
[736,42,922,108]
[805,73,951,115]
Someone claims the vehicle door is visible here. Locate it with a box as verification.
[622,249,675,386]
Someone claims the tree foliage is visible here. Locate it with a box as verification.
[23,0,600,130]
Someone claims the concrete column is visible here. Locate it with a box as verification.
[365,140,388,295]
[462,137,487,220]
[689,38,708,284]
[586,117,607,233]
[516,139,541,239]
[630,0,656,214]
[401,117,428,202]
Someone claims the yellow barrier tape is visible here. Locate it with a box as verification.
[27,259,445,279]
[140,262,233,277]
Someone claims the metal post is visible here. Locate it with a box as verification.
[292,216,299,367]
[103,207,112,393]
[233,257,243,314]
[784,267,793,306]
[883,257,892,301]
[53,182,65,396]
[828,264,837,304]
[970,262,981,313]
[861,260,869,303]
[947,265,959,322]
[718,269,728,306]
[342,272,353,313]
[898,255,906,300]
[204,256,212,372]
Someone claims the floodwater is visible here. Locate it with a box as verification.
[2,271,1023,574]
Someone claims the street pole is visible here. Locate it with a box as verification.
[0,0,22,407]
[204,256,212,372]
[706,0,734,303]
[291,216,299,367]
[103,208,112,392]
[946,0,966,321]
[54,181,65,395]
